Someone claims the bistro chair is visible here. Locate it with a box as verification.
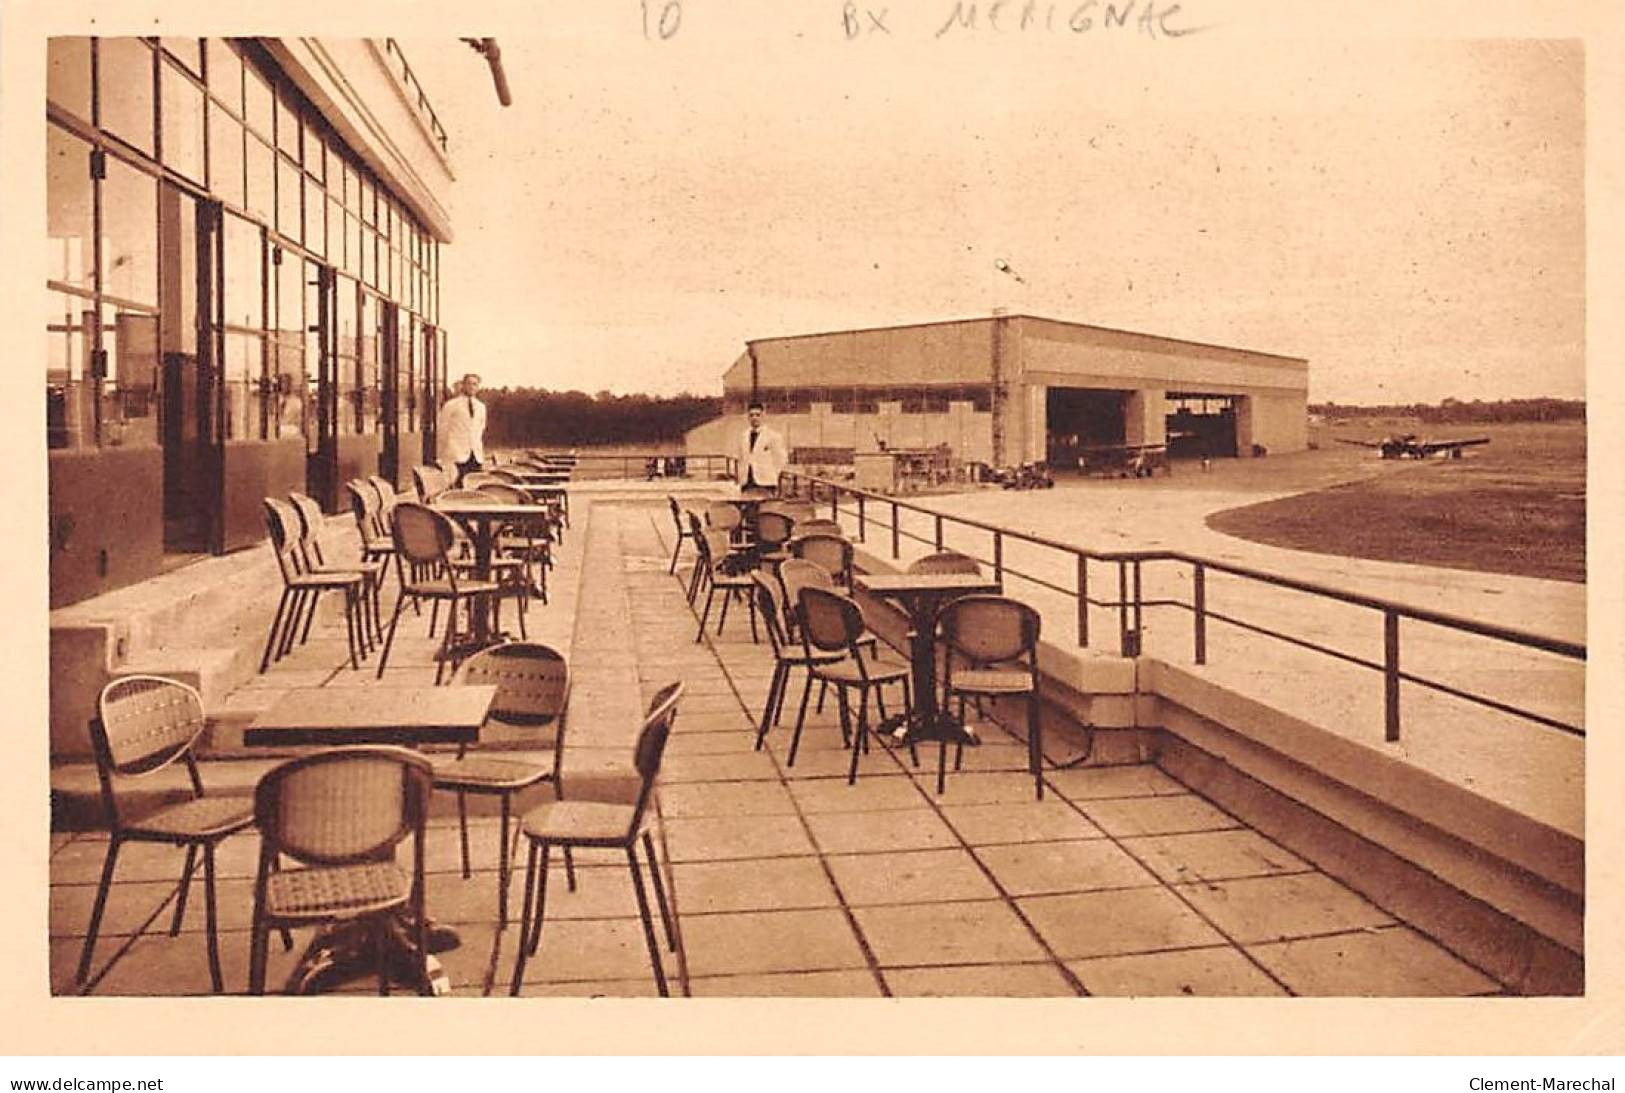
[704,500,750,549]
[750,574,845,765]
[345,480,396,566]
[795,518,845,539]
[260,498,368,672]
[248,746,434,995]
[791,532,855,591]
[797,586,914,785]
[666,497,698,577]
[290,491,385,649]
[411,464,446,503]
[754,510,796,568]
[692,525,759,644]
[939,596,1046,800]
[375,502,501,683]
[435,643,571,927]
[908,550,983,576]
[435,489,534,635]
[478,482,554,598]
[77,676,255,993]
[509,682,684,997]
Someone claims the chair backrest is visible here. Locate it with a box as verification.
[462,471,503,489]
[939,595,1041,666]
[458,642,570,742]
[345,480,377,538]
[750,572,793,655]
[486,468,521,484]
[791,534,852,586]
[701,529,733,572]
[391,501,458,567]
[411,465,443,503]
[90,676,209,827]
[756,511,795,548]
[263,497,305,580]
[367,475,397,506]
[777,501,817,524]
[436,488,489,504]
[255,746,432,867]
[476,483,529,505]
[667,496,685,533]
[908,550,983,576]
[796,518,844,538]
[704,502,742,532]
[288,492,328,566]
[780,557,835,601]
[797,586,866,656]
[629,681,684,826]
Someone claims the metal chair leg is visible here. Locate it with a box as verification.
[509,841,540,996]
[374,586,409,679]
[626,845,669,997]
[457,792,471,878]
[76,837,121,984]
[170,845,197,935]
[755,662,785,750]
[642,831,678,952]
[259,590,293,672]
[202,843,224,993]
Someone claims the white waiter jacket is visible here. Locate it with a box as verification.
[736,423,788,489]
[437,394,487,464]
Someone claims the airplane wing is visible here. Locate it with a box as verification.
[1416,437,1491,456]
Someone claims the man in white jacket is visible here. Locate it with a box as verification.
[437,373,487,485]
[736,400,788,495]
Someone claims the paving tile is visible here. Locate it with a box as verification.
[661,751,784,783]
[1045,764,1189,800]
[514,916,666,985]
[805,809,959,855]
[1171,873,1394,944]
[907,770,1047,805]
[50,878,175,940]
[928,742,1032,774]
[689,970,884,997]
[826,848,999,906]
[1247,926,1500,996]
[1018,888,1227,959]
[663,814,817,862]
[1120,829,1311,885]
[883,962,1079,997]
[86,926,305,997]
[681,908,868,976]
[671,857,840,914]
[658,780,799,818]
[779,744,904,780]
[1075,794,1242,838]
[854,900,1048,967]
[1068,946,1288,997]
[974,840,1159,897]
[786,775,928,814]
[939,802,1104,846]
[665,730,764,755]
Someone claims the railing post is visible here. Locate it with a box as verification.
[1116,561,1129,655]
[1385,610,1401,742]
[857,494,866,542]
[1133,559,1144,642]
[890,500,901,559]
[934,513,944,551]
[1193,562,1207,665]
[993,532,1004,583]
[1076,554,1088,647]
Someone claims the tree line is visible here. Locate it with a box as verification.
[1310,397,1585,425]
[477,387,723,448]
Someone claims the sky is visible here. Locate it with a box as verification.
[400,16,1585,406]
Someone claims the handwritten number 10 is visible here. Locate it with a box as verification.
[641,0,682,38]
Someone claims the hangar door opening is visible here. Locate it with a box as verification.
[1165,392,1238,459]
[1045,387,1127,469]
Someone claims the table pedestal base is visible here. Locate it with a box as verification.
[281,917,460,996]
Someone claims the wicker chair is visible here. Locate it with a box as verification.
[939,596,1045,800]
[509,682,684,997]
[751,574,844,764]
[434,490,534,636]
[260,498,368,672]
[411,464,448,503]
[691,524,759,643]
[433,643,570,926]
[790,532,854,590]
[248,746,434,995]
[798,586,913,785]
[667,496,697,577]
[374,502,501,683]
[345,479,396,565]
[908,550,983,575]
[290,491,385,649]
[795,518,845,539]
[477,482,552,605]
[77,676,255,993]
[754,510,796,568]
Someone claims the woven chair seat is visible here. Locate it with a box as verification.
[288,571,363,589]
[949,668,1034,695]
[264,862,410,919]
[432,754,554,791]
[402,577,501,598]
[812,655,911,686]
[313,559,386,579]
[711,571,756,588]
[521,800,636,845]
[131,795,255,840]
[450,556,526,572]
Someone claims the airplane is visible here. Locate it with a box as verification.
[1336,433,1491,460]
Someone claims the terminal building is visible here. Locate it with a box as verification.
[684,313,1309,471]
[46,37,455,609]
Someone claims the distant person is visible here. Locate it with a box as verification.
[437,372,487,485]
[736,400,788,495]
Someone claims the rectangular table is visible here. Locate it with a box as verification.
[245,685,497,747]
[854,572,1002,790]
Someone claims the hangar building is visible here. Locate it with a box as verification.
[685,312,1308,470]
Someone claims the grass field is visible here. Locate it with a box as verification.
[1205,420,1586,583]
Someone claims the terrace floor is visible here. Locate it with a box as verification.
[49,499,1507,998]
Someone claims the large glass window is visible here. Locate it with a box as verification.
[357,292,379,434]
[277,157,301,243]
[304,176,326,258]
[46,291,94,449]
[245,134,273,221]
[272,255,304,438]
[101,153,159,307]
[47,37,92,119]
[159,61,205,183]
[399,310,416,433]
[243,64,273,140]
[161,37,202,77]
[101,302,159,448]
[98,38,155,155]
[208,105,244,208]
[335,276,358,436]
[221,211,265,440]
[206,39,243,109]
[46,124,94,291]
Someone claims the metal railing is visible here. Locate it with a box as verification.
[780,471,1585,744]
[383,40,451,154]
[516,452,737,483]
